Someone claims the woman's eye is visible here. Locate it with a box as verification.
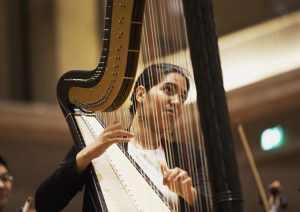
[163,84,175,95]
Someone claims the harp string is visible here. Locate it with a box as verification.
[169,2,193,211]
[140,2,167,207]
[142,0,210,211]
[141,0,192,211]
[152,1,212,211]
[95,0,213,211]
[157,0,183,198]
[180,0,212,210]
[179,1,211,210]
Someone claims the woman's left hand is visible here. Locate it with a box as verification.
[160,164,197,206]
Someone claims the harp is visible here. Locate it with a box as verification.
[57,0,243,211]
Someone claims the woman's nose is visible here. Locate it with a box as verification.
[170,95,180,104]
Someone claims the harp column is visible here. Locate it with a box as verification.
[182,0,244,211]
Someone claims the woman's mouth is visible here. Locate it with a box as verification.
[165,109,175,118]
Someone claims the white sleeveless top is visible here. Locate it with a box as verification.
[127,141,179,209]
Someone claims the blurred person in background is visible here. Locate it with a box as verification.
[0,155,13,212]
[0,155,35,212]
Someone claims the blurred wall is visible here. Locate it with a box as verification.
[0,0,101,211]
[0,0,101,103]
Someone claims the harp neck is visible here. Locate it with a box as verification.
[57,0,145,114]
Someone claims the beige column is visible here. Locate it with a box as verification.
[54,0,100,78]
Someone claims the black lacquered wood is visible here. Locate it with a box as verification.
[182,0,244,211]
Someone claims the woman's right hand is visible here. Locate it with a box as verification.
[76,122,134,173]
[160,164,197,206]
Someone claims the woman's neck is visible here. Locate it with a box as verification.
[130,116,162,150]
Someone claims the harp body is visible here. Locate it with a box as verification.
[75,113,171,211]
[57,0,243,211]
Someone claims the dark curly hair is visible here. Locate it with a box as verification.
[129,63,190,116]
[0,155,9,170]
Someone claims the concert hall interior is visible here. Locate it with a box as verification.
[0,0,299,211]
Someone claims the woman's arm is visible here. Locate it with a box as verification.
[35,147,87,212]
[76,122,134,173]
[35,122,134,211]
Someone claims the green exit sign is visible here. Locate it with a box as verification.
[260,125,285,151]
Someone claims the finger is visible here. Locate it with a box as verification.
[108,137,133,144]
[108,130,134,138]
[106,130,134,144]
[167,168,180,181]
[182,177,193,188]
[174,171,188,182]
[165,180,178,193]
[160,163,171,185]
[181,178,194,197]
[159,163,168,175]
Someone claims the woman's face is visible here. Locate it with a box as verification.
[140,73,188,134]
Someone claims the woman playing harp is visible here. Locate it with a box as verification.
[35,0,243,210]
[35,63,209,211]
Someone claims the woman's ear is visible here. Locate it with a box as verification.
[135,86,146,103]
